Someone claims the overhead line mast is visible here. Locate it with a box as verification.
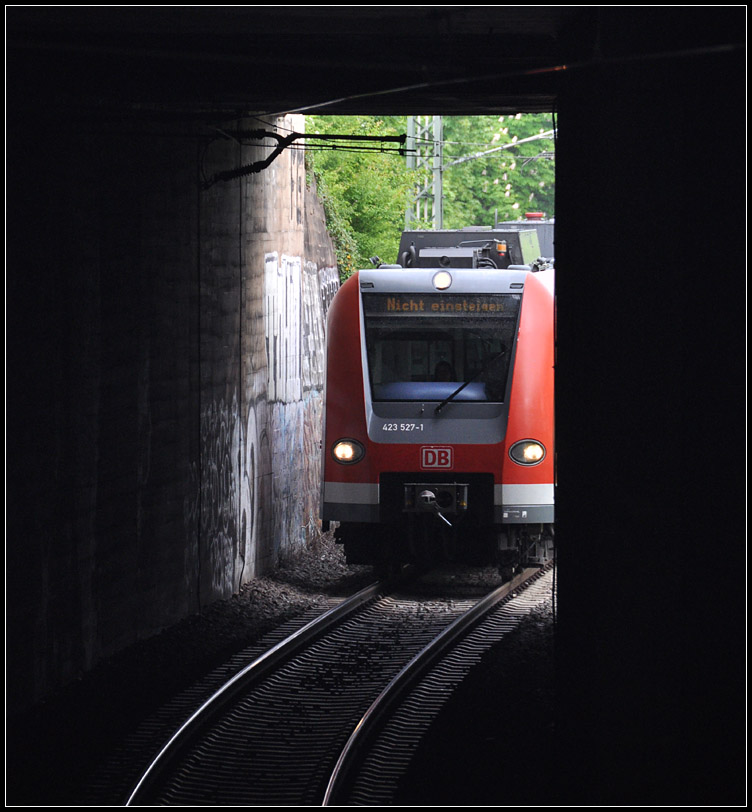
[405,116,443,229]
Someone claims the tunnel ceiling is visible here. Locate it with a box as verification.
[7,6,742,120]
[7,6,574,117]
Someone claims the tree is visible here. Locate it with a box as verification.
[440,114,556,228]
[306,114,556,278]
[306,115,412,279]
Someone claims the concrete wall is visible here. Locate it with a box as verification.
[7,113,338,710]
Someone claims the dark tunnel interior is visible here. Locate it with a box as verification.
[6,6,745,804]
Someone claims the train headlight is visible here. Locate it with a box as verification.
[332,439,365,465]
[432,271,453,291]
[509,440,546,465]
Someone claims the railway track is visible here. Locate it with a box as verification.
[126,564,553,806]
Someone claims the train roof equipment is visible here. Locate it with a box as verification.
[396,221,552,273]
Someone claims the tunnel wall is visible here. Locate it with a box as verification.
[7,113,338,709]
[553,25,744,803]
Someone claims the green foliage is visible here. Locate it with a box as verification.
[441,114,556,229]
[306,115,413,280]
[306,114,555,278]
[311,171,359,280]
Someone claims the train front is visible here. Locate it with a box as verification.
[321,267,554,572]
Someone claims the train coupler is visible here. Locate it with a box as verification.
[403,482,468,527]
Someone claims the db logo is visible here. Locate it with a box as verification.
[421,446,453,469]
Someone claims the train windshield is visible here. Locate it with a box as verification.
[362,292,521,402]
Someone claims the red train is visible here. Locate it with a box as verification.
[321,262,555,574]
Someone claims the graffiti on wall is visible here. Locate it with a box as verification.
[264,253,337,557]
[183,392,273,595]
[318,265,339,319]
[183,396,238,596]
[265,253,302,404]
[184,253,338,599]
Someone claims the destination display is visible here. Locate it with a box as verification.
[363,293,519,316]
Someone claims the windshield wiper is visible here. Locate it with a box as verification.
[434,348,507,415]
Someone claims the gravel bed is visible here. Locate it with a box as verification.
[7,534,556,806]
[7,533,374,806]
[394,601,556,806]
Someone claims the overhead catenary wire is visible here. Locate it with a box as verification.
[442,130,556,169]
[201,129,409,187]
[270,42,739,117]
[201,117,555,187]
[251,110,554,152]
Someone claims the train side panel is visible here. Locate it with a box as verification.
[499,269,555,524]
[321,273,377,522]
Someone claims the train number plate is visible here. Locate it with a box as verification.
[421,446,453,469]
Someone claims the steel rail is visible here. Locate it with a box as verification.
[322,566,544,806]
[125,579,384,806]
